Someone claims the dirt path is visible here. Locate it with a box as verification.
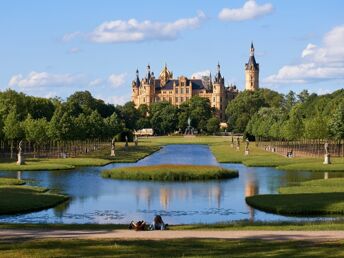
[1,229,344,242]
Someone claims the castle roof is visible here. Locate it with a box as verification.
[153,78,206,91]
[246,55,259,70]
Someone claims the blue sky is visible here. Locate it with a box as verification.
[0,0,343,104]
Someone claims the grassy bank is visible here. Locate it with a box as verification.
[3,220,344,231]
[102,164,238,181]
[0,178,69,215]
[246,178,344,215]
[0,238,343,258]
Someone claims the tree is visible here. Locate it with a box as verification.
[118,102,140,130]
[3,110,24,158]
[282,104,305,140]
[297,89,310,103]
[304,116,329,140]
[329,104,344,140]
[283,90,297,112]
[150,102,178,135]
[23,115,49,156]
[206,117,220,134]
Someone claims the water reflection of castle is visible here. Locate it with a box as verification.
[245,177,259,222]
[135,184,223,210]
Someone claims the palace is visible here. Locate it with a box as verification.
[131,43,259,120]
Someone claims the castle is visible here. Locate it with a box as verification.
[131,43,259,120]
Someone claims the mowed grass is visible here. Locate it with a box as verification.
[0,177,69,215]
[0,238,343,258]
[0,178,25,185]
[246,178,344,215]
[102,164,238,181]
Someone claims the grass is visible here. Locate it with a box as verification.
[102,164,238,181]
[246,178,344,215]
[0,177,25,185]
[0,160,75,171]
[3,220,344,231]
[0,178,69,215]
[0,238,343,258]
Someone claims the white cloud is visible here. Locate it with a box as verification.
[190,70,210,79]
[62,31,82,42]
[101,95,130,105]
[8,71,84,89]
[89,78,103,86]
[265,25,344,84]
[64,12,206,44]
[108,73,127,88]
[219,0,273,21]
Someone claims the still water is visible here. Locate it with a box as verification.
[0,144,343,224]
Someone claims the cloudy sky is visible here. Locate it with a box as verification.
[0,0,343,104]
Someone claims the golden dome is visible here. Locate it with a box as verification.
[159,64,173,86]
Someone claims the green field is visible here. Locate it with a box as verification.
[0,238,343,258]
[246,178,344,215]
[102,164,238,181]
[0,178,68,215]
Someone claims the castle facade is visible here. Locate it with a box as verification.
[131,43,259,120]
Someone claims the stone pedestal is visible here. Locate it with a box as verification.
[17,154,25,165]
[323,154,331,164]
[245,150,249,156]
[111,150,116,156]
[236,146,240,151]
[230,143,234,148]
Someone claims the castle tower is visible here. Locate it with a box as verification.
[245,42,259,91]
[131,69,140,106]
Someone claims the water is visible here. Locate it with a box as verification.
[0,144,343,224]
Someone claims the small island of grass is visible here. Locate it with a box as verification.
[246,178,344,215]
[0,178,69,215]
[102,164,238,181]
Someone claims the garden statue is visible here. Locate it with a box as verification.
[231,135,234,148]
[236,137,240,151]
[111,137,116,156]
[125,135,129,151]
[17,140,25,165]
[134,135,138,146]
[245,139,249,155]
[323,141,331,164]
[184,116,194,136]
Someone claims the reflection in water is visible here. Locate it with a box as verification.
[245,175,259,222]
[0,144,344,224]
[17,171,21,180]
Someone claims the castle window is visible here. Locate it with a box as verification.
[181,97,184,102]
[181,88,184,94]
[175,97,179,103]
[143,98,146,103]
[213,97,215,102]
[162,97,166,101]
[170,91,172,94]
[186,88,189,94]
[181,82,185,86]
[175,88,178,94]
[169,97,172,103]
[186,97,189,101]
[220,97,222,102]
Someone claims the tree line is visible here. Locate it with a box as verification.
[0,89,220,157]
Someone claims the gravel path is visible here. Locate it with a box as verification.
[1,229,344,242]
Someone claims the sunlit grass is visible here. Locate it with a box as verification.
[102,164,238,181]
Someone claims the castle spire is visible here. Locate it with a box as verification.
[146,64,151,80]
[135,68,140,87]
[250,41,255,57]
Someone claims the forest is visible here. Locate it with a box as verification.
[0,88,343,158]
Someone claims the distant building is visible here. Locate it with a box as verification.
[245,42,259,91]
[131,43,260,120]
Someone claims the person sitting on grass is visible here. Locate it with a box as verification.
[150,215,168,230]
[128,220,146,231]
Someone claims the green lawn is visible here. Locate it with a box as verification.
[0,178,25,185]
[246,178,344,215]
[0,238,343,258]
[102,164,238,181]
[0,178,69,215]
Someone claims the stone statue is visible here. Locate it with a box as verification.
[134,135,138,146]
[17,140,25,165]
[245,139,249,151]
[245,139,249,155]
[323,141,331,164]
[324,142,329,155]
[125,135,129,151]
[230,135,234,148]
[236,137,240,151]
[111,138,116,156]
[187,117,191,127]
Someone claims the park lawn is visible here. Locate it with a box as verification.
[0,160,75,171]
[0,238,343,258]
[277,157,344,171]
[0,177,25,185]
[102,164,238,181]
[82,141,161,163]
[246,178,344,215]
[0,184,68,215]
